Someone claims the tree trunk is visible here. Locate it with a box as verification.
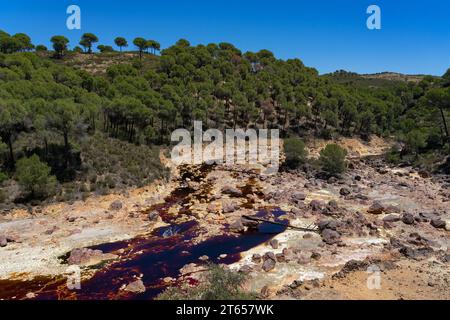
[439,107,449,143]
[7,135,14,168]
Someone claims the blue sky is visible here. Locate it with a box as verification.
[1,0,449,75]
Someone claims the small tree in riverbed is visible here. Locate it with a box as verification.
[319,144,348,175]
[156,264,256,300]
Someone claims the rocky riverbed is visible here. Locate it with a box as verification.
[0,138,449,300]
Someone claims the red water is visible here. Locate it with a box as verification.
[0,165,287,300]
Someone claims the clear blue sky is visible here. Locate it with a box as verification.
[1,0,449,75]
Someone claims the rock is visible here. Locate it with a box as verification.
[446,221,450,231]
[239,265,253,274]
[275,253,286,263]
[311,252,321,260]
[269,239,279,249]
[383,214,401,223]
[262,258,276,272]
[221,185,242,197]
[399,246,434,260]
[67,248,116,266]
[333,260,369,278]
[148,211,159,221]
[207,203,219,213]
[297,253,312,264]
[384,205,401,214]
[109,200,123,211]
[318,219,339,231]
[67,216,77,223]
[289,280,303,289]
[44,226,58,235]
[260,285,271,298]
[291,207,302,216]
[309,200,323,211]
[354,175,362,181]
[402,213,415,225]
[339,187,351,196]
[124,279,146,294]
[25,292,36,299]
[252,254,262,263]
[199,255,209,261]
[328,177,338,184]
[430,219,446,229]
[222,201,238,213]
[0,235,7,247]
[321,228,341,245]
[291,192,306,202]
[367,202,385,215]
[163,277,175,283]
[229,219,245,233]
[241,217,259,229]
[263,251,276,262]
[327,200,339,210]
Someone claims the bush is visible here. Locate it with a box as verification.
[284,137,308,169]
[0,171,8,184]
[385,145,401,164]
[319,144,348,175]
[15,154,57,198]
[404,129,427,155]
[157,264,256,300]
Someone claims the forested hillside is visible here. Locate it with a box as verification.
[0,30,449,205]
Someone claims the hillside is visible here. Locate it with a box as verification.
[0,30,449,207]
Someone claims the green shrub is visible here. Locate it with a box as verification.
[404,129,427,156]
[15,154,57,198]
[385,146,401,164]
[319,144,348,175]
[157,264,256,300]
[0,171,8,184]
[284,137,308,169]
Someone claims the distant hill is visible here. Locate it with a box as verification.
[359,72,430,83]
[323,70,439,88]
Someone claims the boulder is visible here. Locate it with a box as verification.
[318,219,339,231]
[252,254,262,263]
[109,200,123,211]
[309,200,323,211]
[327,200,339,211]
[221,185,243,197]
[269,239,279,249]
[239,265,253,274]
[67,248,117,266]
[402,213,415,225]
[148,211,159,221]
[222,201,238,213]
[275,253,286,263]
[311,252,321,260]
[399,246,433,260]
[430,219,446,229]
[367,202,385,215]
[229,219,245,233]
[124,279,146,294]
[297,253,311,265]
[263,251,276,262]
[262,258,276,272]
[339,187,351,196]
[291,192,306,202]
[321,228,341,245]
[383,214,401,223]
[0,235,7,247]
